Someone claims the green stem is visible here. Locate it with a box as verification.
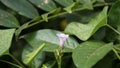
[106,24,120,35]
[54,49,62,68]
[0,60,22,68]
[58,56,62,68]
[114,47,120,52]
[112,48,120,60]
[9,54,25,68]
[26,3,112,29]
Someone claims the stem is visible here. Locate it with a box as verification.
[106,24,120,35]
[0,60,22,68]
[54,49,63,68]
[26,3,112,29]
[112,48,120,60]
[58,56,62,68]
[9,54,25,68]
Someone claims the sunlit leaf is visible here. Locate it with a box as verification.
[1,0,39,18]
[72,41,113,68]
[0,9,19,28]
[65,6,108,41]
[0,29,15,56]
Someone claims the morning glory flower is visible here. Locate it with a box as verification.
[56,33,69,48]
[44,0,48,4]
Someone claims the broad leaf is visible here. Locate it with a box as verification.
[23,29,79,52]
[1,0,39,18]
[0,29,15,56]
[0,9,19,28]
[65,6,108,41]
[64,10,100,23]
[72,41,113,68]
[29,0,57,11]
[55,0,74,7]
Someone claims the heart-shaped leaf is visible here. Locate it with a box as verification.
[72,41,113,68]
[0,29,15,56]
[23,29,79,52]
[65,6,108,41]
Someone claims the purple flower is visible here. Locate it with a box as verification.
[56,33,69,48]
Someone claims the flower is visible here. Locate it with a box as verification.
[56,33,69,48]
[44,0,48,4]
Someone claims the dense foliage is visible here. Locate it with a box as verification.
[0,0,120,68]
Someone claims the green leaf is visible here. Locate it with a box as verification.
[72,41,113,68]
[64,3,76,13]
[64,9,100,23]
[75,0,96,9]
[22,44,45,68]
[1,0,39,18]
[93,52,115,68]
[0,9,19,28]
[108,1,120,27]
[23,29,79,52]
[96,0,105,3]
[29,0,57,11]
[55,0,74,7]
[41,13,49,22]
[0,29,15,56]
[23,43,45,65]
[65,6,108,41]
[92,28,106,40]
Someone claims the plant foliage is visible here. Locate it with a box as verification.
[0,0,120,68]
